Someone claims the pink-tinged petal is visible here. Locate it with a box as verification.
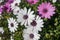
[3,2,12,13]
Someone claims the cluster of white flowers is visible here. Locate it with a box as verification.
[0,0,44,40]
[9,4,44,40]
[8,0,21,40]
[7,0,21,33]
[16,7,44,40]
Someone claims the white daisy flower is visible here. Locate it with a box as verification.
[8,18,18,32]
[23,28,40,40]
[17,7,35,26]
[26,16,44,31]
[13,6,20,15]
[0,27,4,34]
[11,2,19,10]
[11,0,21,10]
[52,0,57,3]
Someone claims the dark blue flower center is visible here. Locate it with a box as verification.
[31,20,37,26]
[15,3,18,6]
[23,15,28,20]
[29,34,34,39]
[43,9,48,13]
[10,23,14,27]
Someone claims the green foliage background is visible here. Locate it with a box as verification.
[0,0,60,40]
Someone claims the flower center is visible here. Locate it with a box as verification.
[15,3,18,6]
[23,15,28,20]
[10,23,14,27]
[31,20,37,26]
[43,9,48,13]
[29,34,34,39]
[17,10,19,13]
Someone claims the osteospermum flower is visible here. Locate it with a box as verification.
[8,18,18,32]
[17,7,35,26]
[38,2,55,19]
[23,28,40,40]
[13,6,20,15]
[11,0,21,10]
[3,2,11,12]
[0,27,4,34]
[27,0,39,5]
[26,16,44,31]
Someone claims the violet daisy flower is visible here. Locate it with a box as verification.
[3,2,12,13]
[38,2,55,19]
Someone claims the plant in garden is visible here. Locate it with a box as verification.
[0,0,60,40]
